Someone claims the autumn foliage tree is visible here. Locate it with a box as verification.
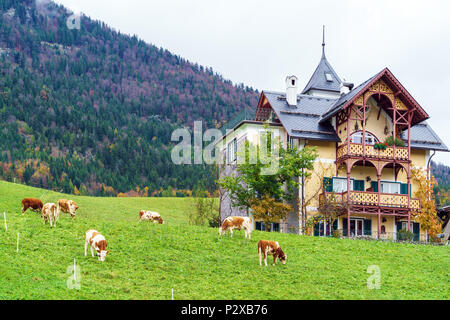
[251,195,292,232]
[411,168,442,241]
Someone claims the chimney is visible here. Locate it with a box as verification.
[340,79,354,95]
[285,75,298,106]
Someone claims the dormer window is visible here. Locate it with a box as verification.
[350,131,378,145]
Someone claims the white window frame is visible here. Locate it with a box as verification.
[227,138,237,164]
[381,181,400,194]
[332,177,354,193]
[350,131,378,145]
[349,218,365,237]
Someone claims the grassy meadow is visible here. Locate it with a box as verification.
[0,180,449,300]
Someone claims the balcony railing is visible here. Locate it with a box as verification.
[337,143,409,161]
[321,191,421,211]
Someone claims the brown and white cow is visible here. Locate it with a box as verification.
[57,199,79,220]
[219,216,252,239]
[139,210,164,224]
[258,240,287,266]
[41,203,59,227]
[85,229,110,262]
[21,198,43,214]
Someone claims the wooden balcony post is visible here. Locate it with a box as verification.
[347,162,351,238]
[377,174,381,207]
[377,211,381,239]
[407,111,412,228]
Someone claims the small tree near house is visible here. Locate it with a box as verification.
[218,138,317,231]
[411,167,442,241]
[251,194,292,232]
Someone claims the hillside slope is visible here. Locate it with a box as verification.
[0,180,449,300]
[0,0,258,195]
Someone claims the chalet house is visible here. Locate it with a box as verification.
[217,38,448,241]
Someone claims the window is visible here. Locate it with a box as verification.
[325,73,333,82]
[319,221,332,236]
[349,219,364,237]
[332,177,354,193]
[227,138,237,163]
[255,221,279,232]
[350,131,378,145]
[287,134,295,149]
[381,181,400,194]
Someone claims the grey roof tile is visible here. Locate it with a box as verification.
[263,91,340,142]
[402,122,449,151]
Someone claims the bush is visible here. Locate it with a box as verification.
[397,228,414,241]
[188,188,219,226]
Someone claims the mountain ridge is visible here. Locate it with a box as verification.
[0,0,258,195]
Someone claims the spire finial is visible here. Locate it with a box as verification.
[322,25,326,58]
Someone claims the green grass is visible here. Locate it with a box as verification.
[0,180,449,300]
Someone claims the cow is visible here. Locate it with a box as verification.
[219,216,252,239]
[41,203,59,227]
[85,229,110,262]
[258,240,287,266]
[139,210,164,224]
[21,198,43,214]
[57,199,79,220]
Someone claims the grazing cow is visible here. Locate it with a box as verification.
[219,216,252,239]
[85,229,110,262]
[139,210,164,224]
[21,198,43,214]
[258,240,287,266]
[41,203,59,227]
[57,199,79,220]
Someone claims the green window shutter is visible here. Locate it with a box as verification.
[396,222,403,232]
[354,180,365,191]
[323,177,333,192]
[342,218,348,237]
[413,223,420,241]
[332,219,338,231]
[314,222,320,236]
[400,183,408,195]
[363,219,372,236]
[371,181,378,192]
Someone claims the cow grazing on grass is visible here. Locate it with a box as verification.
[139,210,164,224]
[258,240,287,266]
[85,229,110,262]
[219,216,252,239]
[41,203,59,227]
[57,199,79,220]
[21,198,43,214]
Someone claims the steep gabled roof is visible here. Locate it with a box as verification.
[319,68,430,127]
[302,53,342,94]
[320,71,381,121]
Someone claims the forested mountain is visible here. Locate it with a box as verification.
[0,0,259,196]
[431,161,450,207]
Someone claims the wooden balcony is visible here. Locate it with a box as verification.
[321,191,421,212]
[337,143,409,162]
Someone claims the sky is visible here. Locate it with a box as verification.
[53,0,450,165]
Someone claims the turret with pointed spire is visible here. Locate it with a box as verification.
[302,26,342,98]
